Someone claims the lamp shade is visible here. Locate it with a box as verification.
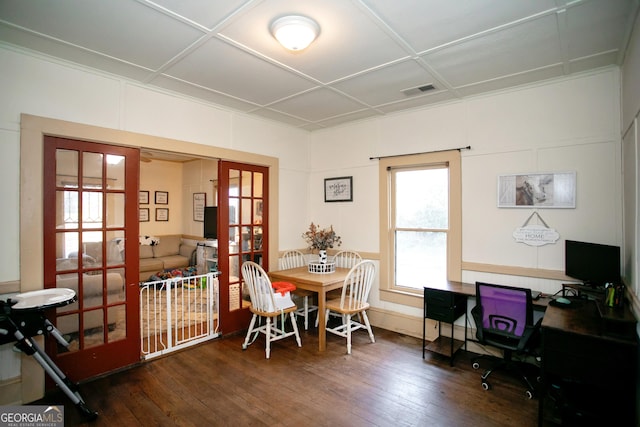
[271,15,319,51]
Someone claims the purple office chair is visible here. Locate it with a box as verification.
[471,281,541,399]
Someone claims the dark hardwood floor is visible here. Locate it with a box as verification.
[35,326,540,426]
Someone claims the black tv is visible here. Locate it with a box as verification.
[204,207,217,240]
[565,240,620,287]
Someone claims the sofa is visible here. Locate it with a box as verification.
[55,272,125,336]
[62,239,124,281]
[139,234,197,281]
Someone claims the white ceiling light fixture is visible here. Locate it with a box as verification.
[271,15,320,51]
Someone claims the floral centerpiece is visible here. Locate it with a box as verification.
[302,223,341,269]
[302,222,342,251]
[302,222,342,272]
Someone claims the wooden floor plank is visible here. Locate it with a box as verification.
[34,326,540,426]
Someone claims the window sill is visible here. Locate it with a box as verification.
[379,288,423,309]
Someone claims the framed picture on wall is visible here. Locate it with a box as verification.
[139,208,149,222]
[155,191,168,205]
[193,192,206,222]
[156,208,169,221]
[139,191,149,205]
[324,176,353,202]
[497,172,576,208]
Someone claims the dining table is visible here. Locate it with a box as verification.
[268,266,351,351]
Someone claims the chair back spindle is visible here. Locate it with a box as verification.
[280,250,306,269]
[339,260,375,311]
[332,250,362,269]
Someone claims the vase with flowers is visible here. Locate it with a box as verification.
[302,222,342,264]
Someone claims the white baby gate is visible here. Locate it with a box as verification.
[140,272,220,360]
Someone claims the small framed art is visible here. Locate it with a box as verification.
[193,192,206,222]
[156,208,169,221]
[155,191,168,205]
[324,176,353,202]
[497,172,576,208]
[139,208,149,222]
[139,191,149,205]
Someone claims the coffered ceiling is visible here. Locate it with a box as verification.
[0,0,638,131]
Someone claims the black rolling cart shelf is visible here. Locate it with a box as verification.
[423,287,467,366]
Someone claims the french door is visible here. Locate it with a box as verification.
[43,136,140,381]
[217,161,268,333]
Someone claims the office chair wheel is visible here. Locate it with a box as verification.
[481,381,491,391]
[472,362,480,370]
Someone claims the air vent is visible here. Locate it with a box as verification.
[402,84,436,97]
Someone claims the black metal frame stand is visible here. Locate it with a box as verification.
[1,299,98,421]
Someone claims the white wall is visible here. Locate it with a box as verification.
[140,159,184,236]
[2,43,624,297]
[0,44,310,285]
[619,15,640,423]
[310,68,623,301]
[182,159,218,237]
[231,114,311,250]
[621,13,640,302]
[622,12,640,133]
[306,121,381,253]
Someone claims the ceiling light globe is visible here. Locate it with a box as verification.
[271,15,319,51]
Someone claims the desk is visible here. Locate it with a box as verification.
[539,299,637,425]
[423,281,549,365]
[269,266,351,351]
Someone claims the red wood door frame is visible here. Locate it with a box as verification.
[217,161,268,334]
[43,136,140,381]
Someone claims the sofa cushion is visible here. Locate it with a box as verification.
[139,245,154,259]
[140,257,164,273]
[57,257,96,271]
[153,235,182,258]
[83,242,103,263]
[55,272,124,335]
[179,243,196,259]
[56,273,124,297]
[161,254,190,270]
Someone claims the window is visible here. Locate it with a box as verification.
[393,166,448,290]
[379,151,461,305]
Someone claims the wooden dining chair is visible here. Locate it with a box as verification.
[241,261,301,359]
[324,260,376,354]
[317,250,363,327]
[280,250,318,330]
[332,250,362,268]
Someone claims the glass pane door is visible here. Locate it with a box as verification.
[44,136,140,381]
[217,161,267,333]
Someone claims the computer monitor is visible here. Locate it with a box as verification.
[565,239,620,287]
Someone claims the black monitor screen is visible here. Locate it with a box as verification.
[565,240,620,287]
[204,207,217,240]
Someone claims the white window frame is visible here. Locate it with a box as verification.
[378,150,462,308]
